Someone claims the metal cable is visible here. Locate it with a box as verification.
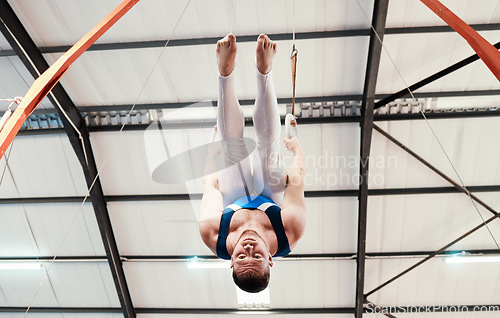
[23,0,193,315]
[354,0,499,250]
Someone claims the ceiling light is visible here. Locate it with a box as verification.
[445,255,500,264]
[187,257,230,269]
[236,287,270,307]
[0,263,43,270]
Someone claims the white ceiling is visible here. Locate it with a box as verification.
[0,0,499,317]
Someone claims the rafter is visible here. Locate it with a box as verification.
[0,23,499,57]
[355,0,389,317]
[0,1,140,317]
[0,0,140,159]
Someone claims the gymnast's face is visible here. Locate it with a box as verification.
[230,230,273,274]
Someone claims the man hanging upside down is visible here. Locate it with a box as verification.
[198,34,306,293]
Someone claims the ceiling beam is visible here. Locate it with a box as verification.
[2,185,500,204]
[0,23,499,57]
[19,89,497,114]
[14,98,500,135]
[0,1,135,317]
[1,249,499,262]
[361,125,500,297]
[356,1,389,317]
[375,41,500,109]
[1,304,499,314]
[365,208,500,298]
[374,125,498,216]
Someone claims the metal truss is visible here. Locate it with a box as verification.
[363,125,499,298]
[0,23,499,57]
[356,0,389,316]
[13,101,500,134]
[2,185,499,205]
[1,249,499,263]
[375,42,500,108]
[0,1,135,316]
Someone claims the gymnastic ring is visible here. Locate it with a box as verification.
[285,113,298,139]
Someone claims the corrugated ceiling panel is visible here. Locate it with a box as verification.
[368,136,426,188]
[292,197,358,255]
[43,45,216,107]
[368,125,449,189]
[289,122,360,191]
[124,260,355,308]
[270,260,355,308]
[370,118,500,188]
[89,130,189,195]
[6,0,106,47]
[7,0,373,45]
[45,263,119,307]
[0,134,89,198]
[90,123,359,195]
[455,215,500,251]
[108,197,357,256]
[43,36,368,107]
[0,269,56,307]
[386,0,500,28]
[431,95,500,109]
[376,31,500,95]
[124,262,235,308]
[0,262,118,307]
[0,203,104,257]
[108,200,206,256]
[365,258,500,308]
[366,193,500,253]
[0,33,12,50]
[425,38,500,92]
[0,56,53,112]
[376,32,460,94]
[476,191,500,211]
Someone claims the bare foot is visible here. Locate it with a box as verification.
[216,33,237,76]
[256,34,277,75]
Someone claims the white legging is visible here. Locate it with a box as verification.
[216,68,286,207]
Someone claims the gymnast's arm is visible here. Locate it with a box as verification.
[281,136,307,245]
[198,145,224,253]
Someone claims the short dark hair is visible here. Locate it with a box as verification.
[233,269,270,293]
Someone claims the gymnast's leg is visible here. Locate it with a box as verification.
[251,34,287,206]
[215,34,253,207]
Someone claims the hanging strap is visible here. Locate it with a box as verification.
[290,44,298,126]
[0,109,12,133]
[286,45,299,139]
[0,97,22,132]
[288,0,299,137]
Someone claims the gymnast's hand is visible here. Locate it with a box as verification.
[283,136,302,154]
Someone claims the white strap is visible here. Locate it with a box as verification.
[257,202,275,211]
[285,113,298,138]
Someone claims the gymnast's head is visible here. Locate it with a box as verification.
[230,229,273,293]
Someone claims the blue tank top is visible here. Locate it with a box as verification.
[216,195,291,260]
